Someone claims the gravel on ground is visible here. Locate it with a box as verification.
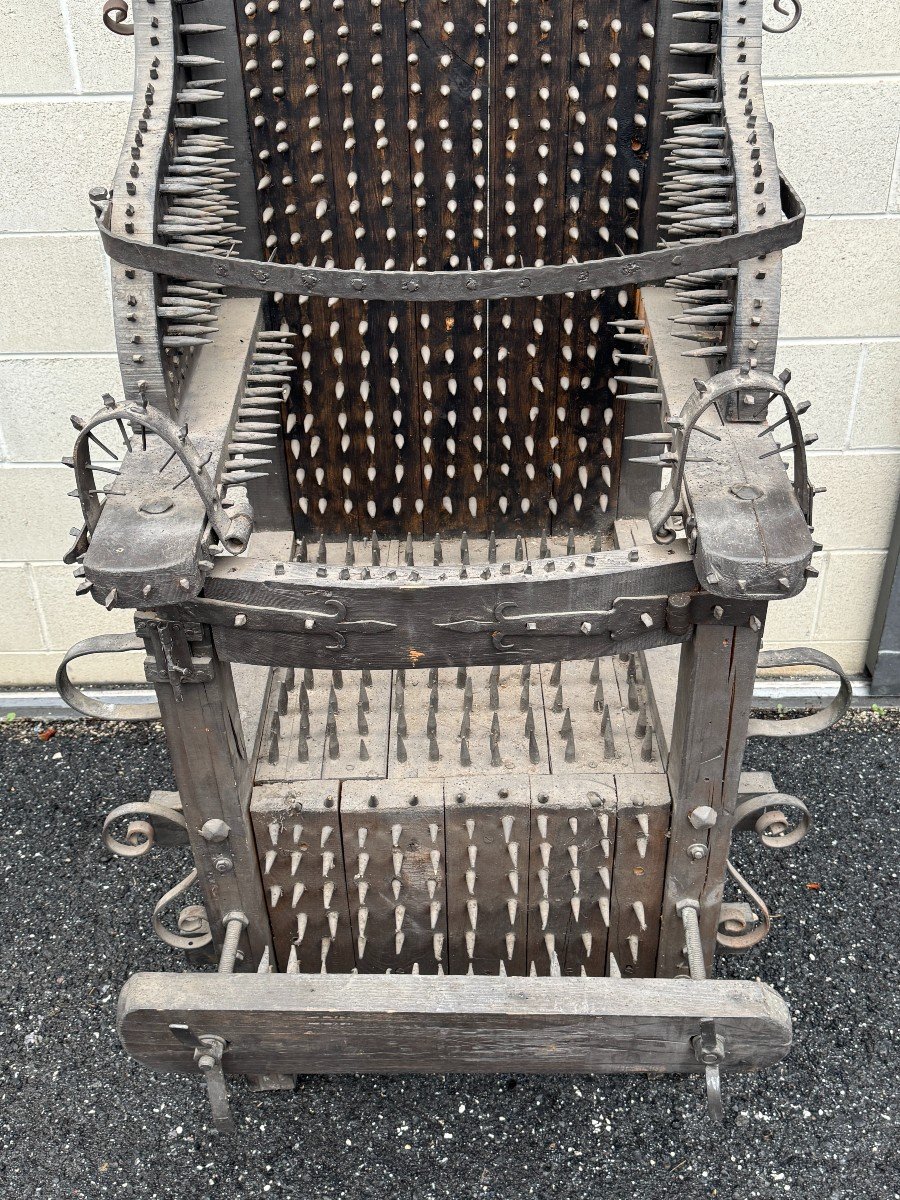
[0,710,897,1199]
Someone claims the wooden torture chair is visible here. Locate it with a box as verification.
[57,0,851,1127]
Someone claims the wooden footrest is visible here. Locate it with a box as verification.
[119,973,790,1077]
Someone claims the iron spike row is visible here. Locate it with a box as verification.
[613,352,654,365]
[665,147,729,161]
[671,330,724,343]
[665,102,724,116]
[666,174,735,187]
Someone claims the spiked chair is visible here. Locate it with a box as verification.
[58,0,850,1128]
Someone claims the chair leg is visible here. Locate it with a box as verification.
[657,621,763,977]
[145,617,273,968]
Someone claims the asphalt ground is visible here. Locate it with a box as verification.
[0,710,897,1199]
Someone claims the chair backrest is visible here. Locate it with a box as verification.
[234,0,659,537]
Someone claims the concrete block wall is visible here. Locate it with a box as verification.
[0,1,897,685]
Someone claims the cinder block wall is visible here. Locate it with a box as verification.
[0,1,898,686]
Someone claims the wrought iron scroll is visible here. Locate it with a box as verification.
[152,869,212,951]
[103,799,188,859]
[733,791,811,849]
[56,633,161,720]
[749,648,852,737]
[102,0,133,35]
[717,861,772,953]
[763,0,802,33]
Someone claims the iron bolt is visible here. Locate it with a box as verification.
[213,854,234,874]
[687,843,708,861]
[688,805,718,830]
[201,818,231,843]
[197,1053,216,1072]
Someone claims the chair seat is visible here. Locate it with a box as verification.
[258,534,661,782]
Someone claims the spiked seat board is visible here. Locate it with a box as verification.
[118,973,792,1076]
[250,773,671,977]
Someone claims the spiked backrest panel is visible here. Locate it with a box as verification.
[234,0,659,536]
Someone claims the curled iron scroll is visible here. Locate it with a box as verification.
[102,800,188,858]
[733,790,811,848]
[717,861,772,952]
[102,0,133,34]
[748,647,852,738]
[763,0,802,33]
[152,869,212,951]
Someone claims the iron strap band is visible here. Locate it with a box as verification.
[96,174,804,304]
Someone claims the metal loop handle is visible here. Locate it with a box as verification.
[102,0,133,34]
[56,634,161,720]
[748,647,852,738]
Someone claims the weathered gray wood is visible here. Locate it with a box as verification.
[445,778,531,976]
[608,776,670,977]
[118,972,792,1075]
[340,779,448,974]
[85,298,265,608]
[641,287,812,597]
[250,782,354,974]
[197,542,700,670]
[151,650,273,967]
[526,776,617,977]
[721,0,783,415]
[614,518,681,767]
[107,1,175,415]
[657,624,761,976]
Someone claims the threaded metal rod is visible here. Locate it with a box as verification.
[678,901,706,981]
[218,913,246,974]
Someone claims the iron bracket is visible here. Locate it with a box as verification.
[168,1025,234,1133]
[135,615,214,698]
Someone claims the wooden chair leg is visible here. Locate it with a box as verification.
[657,622,763,977]
[146,617,273,968]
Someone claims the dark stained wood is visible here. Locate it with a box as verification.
[150,652,273,967]
[118,972,792,1075]
[230,0,666,536]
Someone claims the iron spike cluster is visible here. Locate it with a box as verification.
[225,328,296,484]
[657,0,734,363]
